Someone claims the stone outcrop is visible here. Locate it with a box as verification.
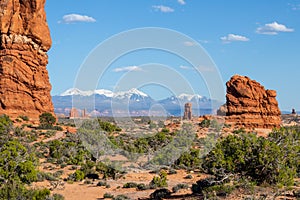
[183,103,192,120]
[0,0,54,120]
[225,75,281,129]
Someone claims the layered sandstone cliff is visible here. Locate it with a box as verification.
[0,0,54,120]
[225,75,281,129]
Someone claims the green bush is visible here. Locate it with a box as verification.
[112,195,131,200]
[203,128,299,186]
[104,193,114,198]
[18,115,29,121]
[74,170,85,181]
[150,170,168,189]
[172,183,189,193]
[175,149,201,169]
[0,140,38,184]
[137,183,149,191]
[39,112,56,127]
[123,182,138,188]
[97,181,108,187]
[150,189,171,200]
[0,114,12,134]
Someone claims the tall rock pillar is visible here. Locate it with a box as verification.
[0,0,54,120]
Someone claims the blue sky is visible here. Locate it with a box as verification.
[45,0,300,111]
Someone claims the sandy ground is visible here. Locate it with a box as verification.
[32,170,207,200]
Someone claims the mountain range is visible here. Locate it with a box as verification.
[53,88,223,117]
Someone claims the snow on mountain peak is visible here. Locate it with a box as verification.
[94,89,114,98]
[60,88,148,98]
[60,88,93,96]
[178,93,203,101]
[114,88,148,98]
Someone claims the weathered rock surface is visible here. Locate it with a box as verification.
[225,75,281,129]
[0,0,54,120]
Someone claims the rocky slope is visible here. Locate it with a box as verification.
[225,75,281,129]
[0,0,54,120]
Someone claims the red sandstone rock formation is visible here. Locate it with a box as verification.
[183,103,192,120]
[0,0,54,120]
[225,75,281,129]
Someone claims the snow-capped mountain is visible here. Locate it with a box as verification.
[53,88,223,116]
[60,88,94,96]
[177,93,203,101]
[59,88,148,99]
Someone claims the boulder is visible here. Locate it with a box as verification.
[225,75,281,129]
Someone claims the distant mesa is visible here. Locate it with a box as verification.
[0,0,54,120]
[224,75,281,129]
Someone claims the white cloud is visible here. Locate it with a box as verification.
[152,5,174,13]
[256,22,294,35]
[178,0,186,5]
[180,65,193,70]
[221,34,250,43]
[113,66,142,73]
[289,3,300,10]
[183,41,197,46]
[60,14,96,24]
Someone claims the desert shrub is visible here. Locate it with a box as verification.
[200,119,211,128]
[185,174,193,179]
[39,112,56,130]
[150,188,171,200]
[233,128,246,134]
[84,180,92,184]
[96,162,122,180]
[97,181,108,187]
[0,140,38,184]
[168,169,177,175]
[203,185,235,197]
[104,193,114,198]
[98,119,122,133]
[74,170,85,181]
[150,170,168,189]
[203,129,299,186]
[192,178,216,194]
[175,148,201,169]
[52,193,65,200]
[112,195,131,200]
[53,170,64,178]
[172,183,189,193]
[0,184,51,200]
[137,183,149,191]
[0,114,12,135]
[123,182,138,188]
[18,115,29,121]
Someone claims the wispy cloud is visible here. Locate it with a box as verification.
[180,65,193,70]
[178,0,186,5]
[179,65,214,72]
[60,14,96,24]
[183,41,197,46]
[152,5,174,13]
[256,22,294,35]
[288,3,300,10]
[113,66,142,73]
[221,34,250,43]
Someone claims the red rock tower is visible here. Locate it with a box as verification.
[70,108,79,119]
[0,0,54,120]
[226,75,281,129]
[183,103,192,120]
